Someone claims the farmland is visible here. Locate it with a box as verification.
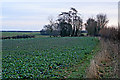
[2,35,100,79]
[2,32,40,37]
[1,32,49,38]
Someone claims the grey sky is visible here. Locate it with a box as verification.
[1,0,119,31]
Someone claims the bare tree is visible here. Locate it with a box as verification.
[85,14,109,36]
[43,16,55,37]
[97,14,109,29]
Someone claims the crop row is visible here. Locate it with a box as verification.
[2,37,99,79]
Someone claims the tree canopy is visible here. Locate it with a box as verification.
[41,8,109,37]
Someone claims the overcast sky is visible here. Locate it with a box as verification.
[1,0,119,31]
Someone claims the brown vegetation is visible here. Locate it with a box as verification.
[86,39,119,78]
[99,27,118,41]
[86,24,119,79]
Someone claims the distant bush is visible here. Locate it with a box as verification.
[1,35,35,39]
[99,27,118,41]
[1,37,11,39]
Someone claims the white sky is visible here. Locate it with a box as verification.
[0,0,119,31]
[1,0,119,2]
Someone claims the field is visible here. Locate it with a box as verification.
[2,32,100,79]
[1,32,48,38]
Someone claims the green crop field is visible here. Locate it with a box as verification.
[2,32,38,37]
[2,37,100,79]
[1,32,49,38]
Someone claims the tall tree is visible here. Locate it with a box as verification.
[58,11,72,36]
[85,14,109,36]
[70,7,77,36]
[96,14,109,36]
[97,14,109,29]
[70,7,83,36]
[58,7,82,37]
[43,8,83,37]
[85,18,97,36]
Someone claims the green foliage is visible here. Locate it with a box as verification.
[2,37,99,79]
[2,32,49,38]
[2,32,38,37]
[85,18,98,36]
[58,8,83,37]
[43,7,83,37]
[59,22,72,37]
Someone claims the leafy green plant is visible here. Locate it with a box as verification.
[2,37,99,79]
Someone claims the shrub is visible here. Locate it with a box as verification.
[99,27,118,41]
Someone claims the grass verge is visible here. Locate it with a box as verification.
[86,39,119,79]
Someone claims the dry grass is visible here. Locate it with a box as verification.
[86,38,119,79]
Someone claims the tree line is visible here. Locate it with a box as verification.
[1,35,35,39]
[41,7,119,40]
[41,8,83,37]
